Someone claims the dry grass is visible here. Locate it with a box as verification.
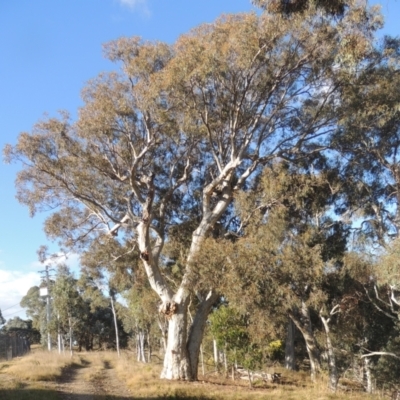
[0,350,388,399]
[113,352,384,400]
[0,352,60,400]
[2,349,83,381]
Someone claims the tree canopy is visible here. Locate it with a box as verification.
[4,0,400,385]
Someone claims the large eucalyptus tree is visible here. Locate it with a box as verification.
[4,3,383,379]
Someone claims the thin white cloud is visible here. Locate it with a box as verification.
[0,252,81,322]
[117,0,151,16]
[0,270,40,321]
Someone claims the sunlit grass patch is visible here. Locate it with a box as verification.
[4,350,83,381]
[112,352,383,400]
[0,350,387,399]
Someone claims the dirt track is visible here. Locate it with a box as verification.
[48,356,133,400]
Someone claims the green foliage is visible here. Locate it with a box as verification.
[52,266,83,328]
[209,306,248,351]
[20,286,46,331]
[209,305,264,371]
[267,339,284,361]
[374,329,400,387]
[1,317,41,344]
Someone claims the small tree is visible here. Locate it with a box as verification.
[20,285,48,346]
[52,265,85,356]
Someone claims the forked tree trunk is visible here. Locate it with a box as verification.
[289,302,321,382]
[159,291,218,380]
[160,297,191,379]
[137,170,232,380]
[321,315,338,392]
[187,291,219,380]
[285,318,296,370]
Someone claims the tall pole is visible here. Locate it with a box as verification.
[46,265,51,351]
[110,291,120,357]
[39,264,53,351]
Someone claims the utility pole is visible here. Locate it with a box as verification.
[39,264,54,351]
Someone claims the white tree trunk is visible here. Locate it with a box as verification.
[223,347,228,374]
[160,302,191,379]
[136,171,231,380]
[187,291,219,379]
[321,315,338,392]
[157,317,168,353]
[213,339,219,370]
[290,303,321,382]
[137,330,146,363]
[68,317,73,357]
[364,357,373,394]
[110,294,120,357]
[147,330,152,363]
[58,333,62,354]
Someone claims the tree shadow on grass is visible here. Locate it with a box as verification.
[0,388,215,400]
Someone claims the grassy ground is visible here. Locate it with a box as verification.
[0,346,82,400]
[113,353,383,400]
[0,349,387,400]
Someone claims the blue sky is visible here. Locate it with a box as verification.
[0,0,399,322]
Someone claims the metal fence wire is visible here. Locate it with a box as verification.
[0,332,30,360]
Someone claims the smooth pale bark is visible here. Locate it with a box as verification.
[187,291,219,380]
[137,331,146,362]
[136,335,140,361]
[147,331,152,363]
[321,315,338,392]
[284,318,296,370]
[136,174,232,380]
[160,331,167,354]
[58,333,62,354]
[160,297,191,379]
[213,339,219,369]
[68,317,73,357]
[110,294,120,357]
[57,313,62,354]
[364,357,373,394]
[289,302,321,382]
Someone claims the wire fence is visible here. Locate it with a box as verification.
[0,332,30,360]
